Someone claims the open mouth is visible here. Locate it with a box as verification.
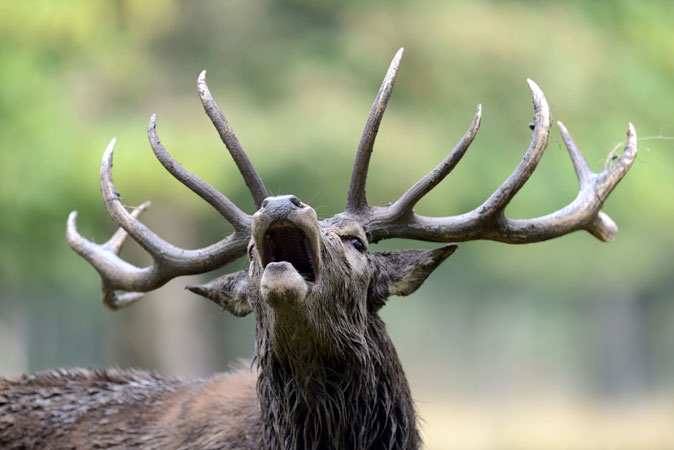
[261,221,318,283]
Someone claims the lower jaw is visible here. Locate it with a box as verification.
[260,263,309,308]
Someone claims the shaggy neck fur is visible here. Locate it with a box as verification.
[255,314,420,450]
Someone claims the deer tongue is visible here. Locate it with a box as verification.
[260,261,308,307]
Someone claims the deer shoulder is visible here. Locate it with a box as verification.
[1,366,261,449]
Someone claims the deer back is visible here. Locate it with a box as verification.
[1,367,261,449]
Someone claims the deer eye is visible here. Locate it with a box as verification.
[346,237,366,253]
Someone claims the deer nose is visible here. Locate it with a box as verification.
[260,195,303,213]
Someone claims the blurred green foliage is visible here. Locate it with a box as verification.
[0,0,672,403]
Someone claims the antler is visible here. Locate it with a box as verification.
[67,73,264,309]
[198,70,268,208]
[347,50,638,244]
[347,47,404,214]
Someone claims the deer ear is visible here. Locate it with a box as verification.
[368,244,457,310]
[186,270,252,317]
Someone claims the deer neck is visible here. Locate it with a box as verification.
[255,314,420,450]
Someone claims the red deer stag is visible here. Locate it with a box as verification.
[0,49,637,449]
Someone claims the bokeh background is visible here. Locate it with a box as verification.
[1,1,673,448]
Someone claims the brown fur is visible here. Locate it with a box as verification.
[0,366,261,449]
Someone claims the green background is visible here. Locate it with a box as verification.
[1,1,672,448]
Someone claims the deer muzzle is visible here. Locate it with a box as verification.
[252,196,321,306]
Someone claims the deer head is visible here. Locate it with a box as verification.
[65,48,637,448]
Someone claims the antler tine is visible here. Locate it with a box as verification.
[559,121,638,242]
[346,48,404,215]
[604,122,638,192]
[103,200,151,254]
[478,79,552,216]
[99,138,185,258]
[148,114,251,232]
[198,70,268,208]
[67,207,151,310]
[382,104,482,221]
[496,122,637,243]
[557,121,593,185]
[363,80,638,245]
[66,138,250,309]
[99,203,150,309]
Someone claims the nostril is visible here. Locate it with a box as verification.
[289,196,302,208]
[261,198,269,208]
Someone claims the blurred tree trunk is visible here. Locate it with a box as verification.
[102,205,220,377]
[591,290,646,401]
[0,296,28,376]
